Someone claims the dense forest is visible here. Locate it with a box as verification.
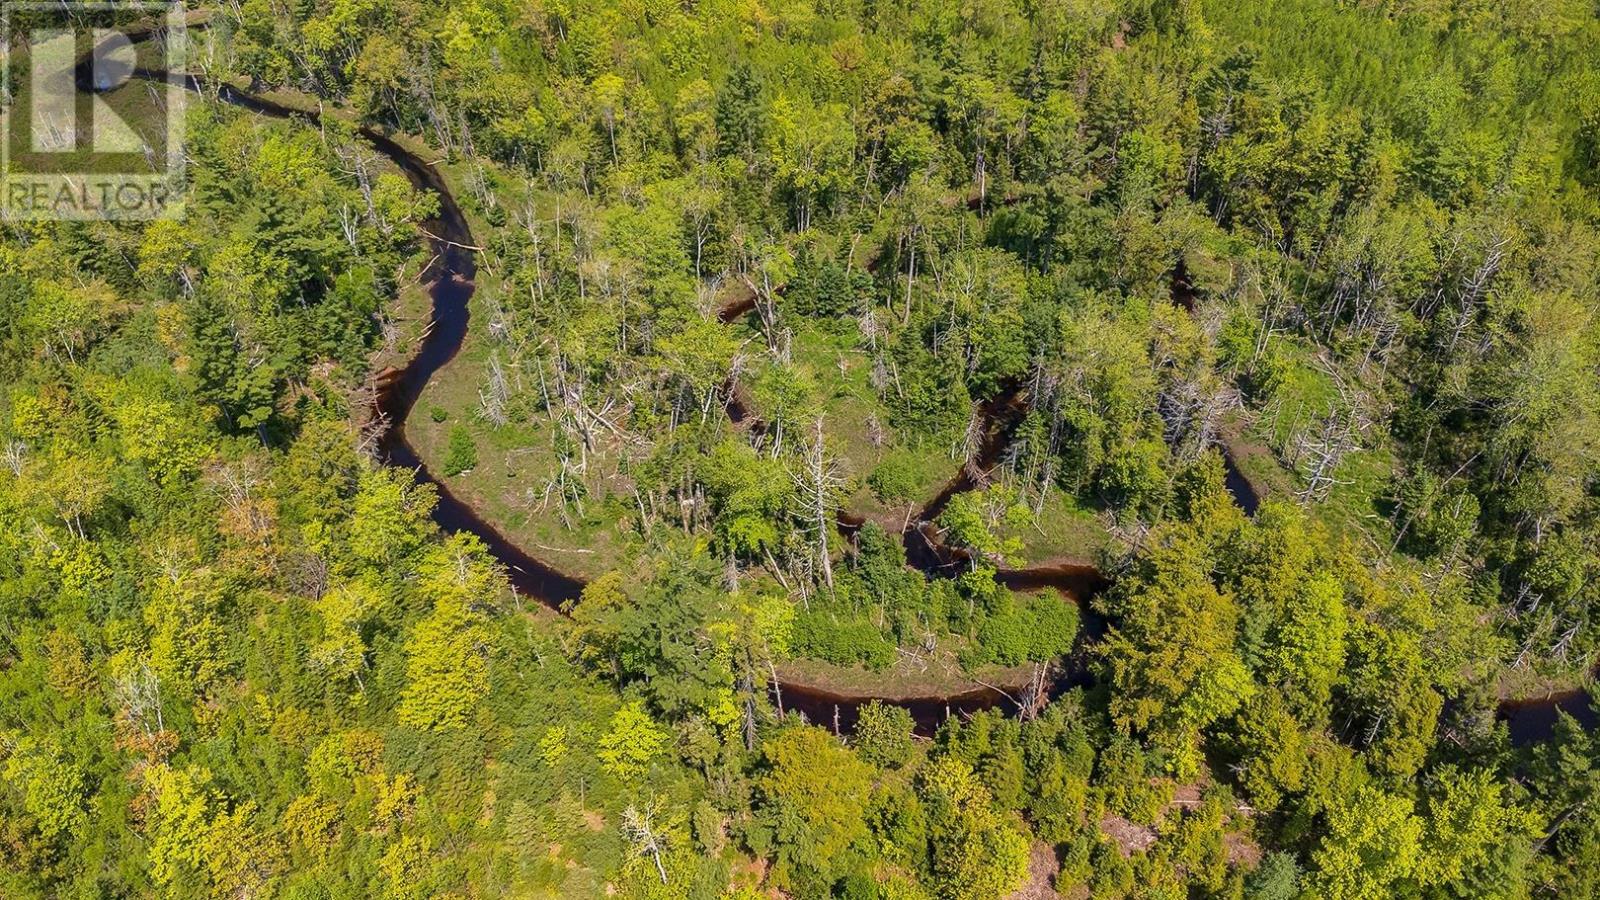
[5,0,1600,897]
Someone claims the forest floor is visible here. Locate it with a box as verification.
[1007,843,1065,900]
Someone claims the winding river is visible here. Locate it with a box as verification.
[110,23,1593,743]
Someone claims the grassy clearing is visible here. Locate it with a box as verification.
[400,160,638,581]
[774,650,1042,698]
[1318,445,1399,546]
[1221,414,1295,501]
[1238,337,1398,544]
[368,252,435,375]
[739,320,962,526]
[1000,487,1115,567]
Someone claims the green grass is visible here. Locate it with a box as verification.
[1317,445,1399,547]
[401,161,639,581]
[999,487,1115,567]
[1238,337,1397,545]
[774,643,1050,699]
[741,320,961,528]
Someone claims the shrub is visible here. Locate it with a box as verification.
[792,612,897,670]
[443,425,478,476]
[853,702,915,768]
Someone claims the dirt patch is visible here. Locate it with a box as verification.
[1099,814,1158,857]
[1225,831,1263,868]
[1171,782,1203,805]
[1006,842,1062,900]
[729,855,771,896]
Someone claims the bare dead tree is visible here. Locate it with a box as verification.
[736,242,786,356]
[1001,364,1065,517]
[956,402,985,467]
[1444,232,1509,355]
[207,460,276,560]
[1,441,26,476]
[112,660,165,737]
[790,417,843,593]
[1286,362,1376,503]
[479,352,512,427]
[1158,375,1238,463]
[328,133,384,232]
[352,384,389,459]
[1018,662,1054,722]
[1290,409,1357,502]
[621,800,673,886]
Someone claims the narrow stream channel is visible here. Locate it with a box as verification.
[115,28,1593,744]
